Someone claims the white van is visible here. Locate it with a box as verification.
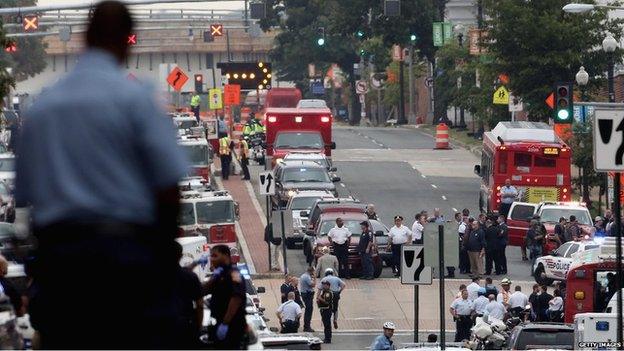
[574,312,621,348]
[176,236,209,280]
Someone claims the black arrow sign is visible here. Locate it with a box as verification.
[265,173,273,193]
[617,118,624,166]
[172,71,182,86]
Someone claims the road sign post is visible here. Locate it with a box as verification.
[260,170,276,271]
[438,225,446,350]
[401,245,432,343]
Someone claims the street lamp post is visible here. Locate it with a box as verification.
[576,66,591,205]
[602,32,623,347]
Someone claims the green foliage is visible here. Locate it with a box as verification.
[568,122,602,203]
[484,0,622,121]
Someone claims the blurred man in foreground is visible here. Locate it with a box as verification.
[15,1,187,348]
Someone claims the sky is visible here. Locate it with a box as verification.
[37,0,245,11]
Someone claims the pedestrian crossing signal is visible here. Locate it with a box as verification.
[4,41,17,53]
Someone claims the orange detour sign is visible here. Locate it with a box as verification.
[223,84,241,105]
[166,67,189,91]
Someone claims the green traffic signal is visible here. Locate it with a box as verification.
[410,34,417,42]
[317,38,325,46]
[557,109,570,121]
[356,30,364,38]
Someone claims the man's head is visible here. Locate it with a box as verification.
[488,294,495,301]
[210,244,231,268]
[478,213,486,222]
[459,284,466,291]
[595,216,603,226]
[570,215,577,223]
[367,204,375,213]
[501,278,511,291]
[0,255,7,277]
[559,217,566,224]
[382,322,395,338]
[515,286,522,292]
[219,115,224,120]
[462,208,470,217]
[433,208,441,217]
[485,218,493,227]
[454,212,462,222]
[540,285,548,293]
[461,289,468,300]
[321,246,329,255]
[394,215,403,226]
[360,221,369,232]
[336,218,343,227]
[321,281,330,290]
[287,291,295,301]
[472,276,481,283]
[471,220,479,230]
[533,284,540,293]
[485,277,493,285]
[86,1,134,63]
[505,179,511,186]
[427,334,438,343]
[325,268,334,276]
[498,215,506,224]
[284,274,291,283]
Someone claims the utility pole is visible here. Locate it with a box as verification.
[408,45,415,123]
[398,59,406,124]
[458,32,466,129]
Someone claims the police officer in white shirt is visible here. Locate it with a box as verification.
[411,213,425,245]
[450,289,474,342]
[277,292,303,333]
[328,218,352,279]
[485,294,507,321]
[473,288,489,318]
[508,285,529,317]
[466,276,481,301]
[387,215,412,277]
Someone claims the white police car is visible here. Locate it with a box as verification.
[533,240,600,285]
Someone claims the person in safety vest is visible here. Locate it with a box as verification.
[190,93,201,123]
[219,135,234,180]
[242,112,265,138]
[238,135,250,180]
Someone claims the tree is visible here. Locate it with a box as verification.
[484,0,622,121]
[568,122,602,206]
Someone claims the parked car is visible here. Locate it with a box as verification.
[285,190,335,248]
[533,240,600,285]
[369,219,391,266]
[507,322,574,350]
[260,334,323,350]
[272,160,340,208]
[281,152,336,173]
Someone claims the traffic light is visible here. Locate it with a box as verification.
[4,41,16,53]
[316,27,325,46]
[356,30,365,39]
[554,82,573,124]
[194,74,204,93]
[127,34,137,45]
[410,33,417,42]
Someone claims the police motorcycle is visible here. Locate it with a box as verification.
[249,133,266,166]
[468,315,509,350]
[506,304,531,329]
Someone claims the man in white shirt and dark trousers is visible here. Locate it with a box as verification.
[456,213,470,274]
[328,218,352,279]
[299,267,316,332]
[450,289,474,342]
[485,294,507,321]
[508,285,529,319]
[277,292,303,333]
[387,215,412,277]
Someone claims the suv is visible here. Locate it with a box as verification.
[305,205,384,278]
[507,201,593,254]
[272,160,340,208]
[285,190,335,249]
[533,240,600,285]
[507,322,574,350]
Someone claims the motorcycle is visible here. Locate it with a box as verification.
[506,304,531,329]
[468,316,509,350]
[247,133,266,165]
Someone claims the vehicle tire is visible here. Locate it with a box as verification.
[286,238,296,249]
[534,264,554,286]
[373,261,383,278]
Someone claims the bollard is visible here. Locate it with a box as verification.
[434,123,451,150]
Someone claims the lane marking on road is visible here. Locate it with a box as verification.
[431,184,438,189]
[442,195,447,200]
[340,183,346,188]
[421,174,426,178]
[453,207,458,212]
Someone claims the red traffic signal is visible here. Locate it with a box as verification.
[127,34,137,45]
[4,41,17,53]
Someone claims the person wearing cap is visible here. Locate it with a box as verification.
[387,215,413,277]
[317,280,334,343]
[320,268,346,330]
[315,246,339,278]
[299,267,316,332]
[358,221,374,280]
[497,278,512,308]
[450,289,473,342]
[328,217,352,279]
[370,322,396,350]
[594,216,606,237]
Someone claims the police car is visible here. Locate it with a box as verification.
[533,240,600,285]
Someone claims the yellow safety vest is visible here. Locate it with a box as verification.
[219,137,231,156]
[240,139,249,159]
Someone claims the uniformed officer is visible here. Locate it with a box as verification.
[317,280,334,344]
[238,135,250,180]
[320,268,346,330]
[299,266,316,332]
[449,289,474,342]
[328,218,352,279]
[190,93,201,123]
[219,135,234,180]
[202,245,248,349]
[14,2,188,348]
[473,288,489,321]
[276,291,302,333]
[387,215,412,277]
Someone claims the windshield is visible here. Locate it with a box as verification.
[514,329,573,350]
[287,157,329,168]
[177,120,197,129]
[291,197,323,210]
[196,200,235,224]
[541,208,592,226]
[275,132,323,149]
[0,183,9,197]
[282,167,330,183]
[319,220,363,236]
[0,158,15,172]
[178,203,195,226]
[183,145,208,165]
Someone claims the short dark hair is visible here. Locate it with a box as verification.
[462,208,470,216]
[541,285,548,292]
[485,277,492,284]
[459,284,466,290]
[427,334,438,342]
[559,217,566,223]
[212,244,231,257]
[570,215,576,222]
[86,1,134,49]
[472,276,480,282]
[515,285,521,291]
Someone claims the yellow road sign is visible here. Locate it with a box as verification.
[493,86,509,105]
[209,88,223,110]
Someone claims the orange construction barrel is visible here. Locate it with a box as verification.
[435,123,451,150]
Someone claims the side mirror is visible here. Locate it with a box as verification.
[300,210,309,218]
[375,230,385,236]
[330,141,336,150]
[329,167,337,172]
[474,165,481,176]
[256,286,266,294]
[269,327,279,333]
[331,176,341,182]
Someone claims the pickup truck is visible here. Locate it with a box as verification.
[507,201,593,254]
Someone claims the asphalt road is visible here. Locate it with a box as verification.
[328,331,457,350]
[249,126,536,282]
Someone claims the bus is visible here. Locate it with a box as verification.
[475,122,572,213]
[564,237,622,323]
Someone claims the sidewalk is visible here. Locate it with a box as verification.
[213,157,275,274]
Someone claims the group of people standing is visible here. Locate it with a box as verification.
[457,210,508,277]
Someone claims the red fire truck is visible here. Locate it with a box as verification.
[564,237,622,323]
[264,107,335,166]
[475,122,572,213]
[178,136,213,181]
